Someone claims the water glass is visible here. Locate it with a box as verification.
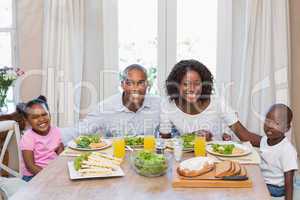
[173,137,183,162]
[156,137,165,154]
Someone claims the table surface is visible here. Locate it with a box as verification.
[11,152,271,200]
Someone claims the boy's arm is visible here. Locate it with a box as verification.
[55,143,65,155]
[22,150,42,175]
[284,170,294,200]
[229,121,262,147]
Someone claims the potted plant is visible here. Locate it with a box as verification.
[0,66,24,112]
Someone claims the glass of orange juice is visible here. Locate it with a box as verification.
[113,133,125,158]
[194,135,206,157]
[144,134,156,152]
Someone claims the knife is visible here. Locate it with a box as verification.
[223,176,248,181]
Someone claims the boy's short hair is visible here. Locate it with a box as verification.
[268,103,293,124]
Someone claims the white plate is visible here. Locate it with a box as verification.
[67,138,112,151]
[206,141,251,157]
[67,161,125,180]
[165,139,194,152]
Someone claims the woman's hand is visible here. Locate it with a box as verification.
[195,130,213,141]
[222,133,232,141]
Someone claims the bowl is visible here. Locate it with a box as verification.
[130,150,169,177]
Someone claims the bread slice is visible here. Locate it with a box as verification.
[215,160,232,177]
[227,161,236,176]
[233,162,241,175]
[239,165,247,176]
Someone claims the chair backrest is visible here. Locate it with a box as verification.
[0,120,22,177]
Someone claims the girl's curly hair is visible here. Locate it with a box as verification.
[165,59,214,101]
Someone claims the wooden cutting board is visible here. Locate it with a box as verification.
[172,164,253,188]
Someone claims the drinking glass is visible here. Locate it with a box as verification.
[173,136,183,161]
[113,132,125,158]
[194,135,206,157]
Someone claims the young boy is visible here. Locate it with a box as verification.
[235,104,298,199]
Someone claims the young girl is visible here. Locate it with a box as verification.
[235,104,298,200]
[20,96,64,182]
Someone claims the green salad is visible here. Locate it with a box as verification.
[74,153,90,170]
[133,151,168,176]
[212,144,235,155]
[125,135,144,147]
[181,133,196,149]
[75,134,100,148]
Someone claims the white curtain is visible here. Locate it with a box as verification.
[217,0,291,135]
[42,0,85,127]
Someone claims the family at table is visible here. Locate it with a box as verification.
[18,59,298,199]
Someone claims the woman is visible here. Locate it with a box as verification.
[159,59,260,146]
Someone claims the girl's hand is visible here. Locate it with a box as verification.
[222,133,232,141]
[195,130,213,141]
[55,143,65,155]
[22,150,42,175]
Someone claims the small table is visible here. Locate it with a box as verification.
[10,152,271,200]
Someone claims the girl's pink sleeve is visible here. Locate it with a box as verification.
[20,133,35,151]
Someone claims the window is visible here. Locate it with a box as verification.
[118,0,158,94]
[0,0,16,103]
[116,0,218,94]
[177,0,217,75]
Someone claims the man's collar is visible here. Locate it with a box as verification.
[115,92,151,112]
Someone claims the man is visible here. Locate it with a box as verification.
[61,64,160,145]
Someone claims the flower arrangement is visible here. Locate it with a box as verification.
[0,66,24,109]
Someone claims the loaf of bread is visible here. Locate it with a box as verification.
[177,157,215,177]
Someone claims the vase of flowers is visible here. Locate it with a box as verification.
[0,66,24,112]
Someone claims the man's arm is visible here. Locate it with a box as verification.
[229,121,262,147]
[22,150,42,175]
[284,170,294,200]
[60,104,106,145]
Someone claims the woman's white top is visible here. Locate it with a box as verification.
[259,136,298,186]
[159,96,239,140]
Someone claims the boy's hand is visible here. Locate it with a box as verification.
[284,170,294,200]
[195,130,213,141]
[222,133,232,141]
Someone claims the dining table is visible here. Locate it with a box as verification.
[10,148,271,200]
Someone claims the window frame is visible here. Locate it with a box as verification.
[0,0,18,103]
[104,0,219,95]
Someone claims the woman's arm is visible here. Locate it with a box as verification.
[284,170,294,200]
[55,143,64,155]
[229,121,262,147]
[22,150,42,175]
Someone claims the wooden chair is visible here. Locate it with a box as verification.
[0,103,26,177]
[0,120,26,200]
[0,120,22,177]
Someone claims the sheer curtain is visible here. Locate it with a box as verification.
[217,0,291,135]
[42,0,85,127]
